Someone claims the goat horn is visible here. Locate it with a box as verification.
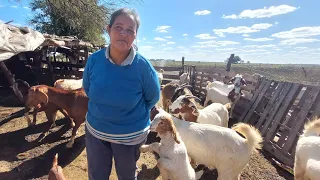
[184,95,202,102]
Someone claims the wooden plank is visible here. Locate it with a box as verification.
[162,74,180,80]
[282,88,320,153]
[260,83,293,136]
[263,83,300,138]
[239,78,268,122]
[153,66,181,71]
[256,83,285,129]
[243,80,273,123]
[264,141,293,167]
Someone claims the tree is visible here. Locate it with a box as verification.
[225,55,242,64]
[24,0,142,46]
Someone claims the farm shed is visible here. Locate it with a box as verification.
[153,63,320,168]
[0,23,96,104]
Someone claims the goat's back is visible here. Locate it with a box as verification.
[175,120,250,168]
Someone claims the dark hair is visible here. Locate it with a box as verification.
[108,8,140,33]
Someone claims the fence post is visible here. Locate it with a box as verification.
[180,57,185,76]
[191,65,196,93]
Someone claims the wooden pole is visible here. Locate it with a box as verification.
[0,61,24,102]
[180,56,185,75]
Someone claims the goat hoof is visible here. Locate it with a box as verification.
[71,122,75,128]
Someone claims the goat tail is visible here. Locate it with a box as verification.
[302,117,320,136]
[52,153,58,167]
[232,123,263,153]
[224,103,232,111]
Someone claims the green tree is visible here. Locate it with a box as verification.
[24,0,142,46]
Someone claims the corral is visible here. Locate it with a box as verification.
[1,24,319,180]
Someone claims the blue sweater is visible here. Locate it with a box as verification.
[82,48,160,143]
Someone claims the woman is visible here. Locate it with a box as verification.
[82,8,160,180]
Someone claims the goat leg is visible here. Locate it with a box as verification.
[66,120,82,149]
[58,109,75,127]
[24,107,32,126]
[157,159,170,180]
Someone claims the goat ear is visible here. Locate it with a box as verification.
[241,78,247,85]
[229,77,235,83]
[169,119,180,144]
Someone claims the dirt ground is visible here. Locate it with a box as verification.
[0,89,294,180]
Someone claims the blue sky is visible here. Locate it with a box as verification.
[1,0,320,64]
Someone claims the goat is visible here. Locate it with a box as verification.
[157,69,164,85]
[294,117,320,180]
[169,95,229,127]
[25,85,88,148]
[152,107,263,180]
[54,78,83,90]
[25,78,83,126]
[48,153,67,180]
[179,72,190,85]
[140,115,197,180]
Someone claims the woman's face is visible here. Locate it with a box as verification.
[107,14,137,52]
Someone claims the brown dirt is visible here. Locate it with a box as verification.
[0,90,293,180]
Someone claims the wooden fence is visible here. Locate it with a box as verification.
[153,65,320,168]
[239,79,320,167]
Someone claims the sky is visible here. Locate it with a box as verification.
[1,0,320,64]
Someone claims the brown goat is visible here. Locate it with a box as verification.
[161,82,179,112]
[26,85,88,148]
[48,153,67,180]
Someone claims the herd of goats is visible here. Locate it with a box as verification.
[9,68,320,180]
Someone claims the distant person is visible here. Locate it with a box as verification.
[82,8,160,180]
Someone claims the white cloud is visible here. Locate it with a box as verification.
[155,26,170,33]
[191,45,219,48]
[216,48,236,51]
[243,37,274,42]
[222,5,298,19]
[161,44,166,47]
[213,23,273,37]
[10,5,18,8]
[242,34,250,37]
[183,34,188,36]
[271,26,320,39]
[194,34,216,40]
[243,44,276,48]
[23,6,30,10]
[137,40,141,43]
[279,38,320,45]
[195,10,211,16]
[177,46,185,49]
[295,47,308,50]
[142,38,146,40]
[275,21,279,25]
[167,42,175,45]
[140,46,154,50]
[154,37,167,41]
[164,36,172,39]
[0,5,4,8]
[197,40,240,46]
[163,47,173,50]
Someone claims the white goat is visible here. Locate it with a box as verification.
[157,69,164,85]
[169,95,229,127]
[153,107,263,180]
[140,115,197,180]
[204,74,246,107]
[294,117,320,180]
[180,72,190,85]
[54,78,83,90]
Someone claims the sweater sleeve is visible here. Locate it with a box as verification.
[142,64,161,110]
[82,55,93,96]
